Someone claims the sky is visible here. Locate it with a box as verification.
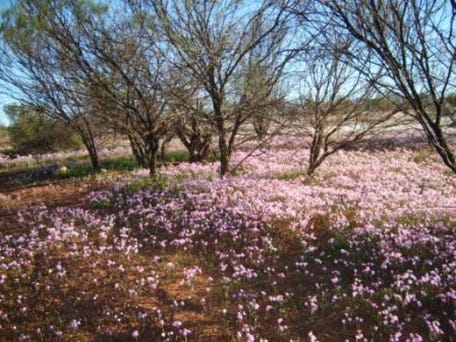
[0,0,15,126]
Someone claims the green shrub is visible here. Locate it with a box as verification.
[0,125,8,138]
[5,104,83,155]
[165,150,190,163]
[0,125,9,147]
[126,174,169,193]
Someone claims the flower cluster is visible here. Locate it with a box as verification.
[0,134,455,340]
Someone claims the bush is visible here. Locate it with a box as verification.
[5,104,83,155]
[445,93,456,108]
[0,125,8,145]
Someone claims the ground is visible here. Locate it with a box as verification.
[0,133,455,341]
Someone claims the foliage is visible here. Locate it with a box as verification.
[5,104,83,155]
[445,93,456,109]
[164,150,190,163]
[0,124,8,145]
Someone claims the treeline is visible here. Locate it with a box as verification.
[0,0,454,176]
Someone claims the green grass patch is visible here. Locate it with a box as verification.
[65,156,139,178]
[126,174,171,194]
[273,169,304,181]
[101,155,138,171]
[165,150,190,163]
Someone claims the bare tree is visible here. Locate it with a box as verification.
[136,0,293,176]
[320,0,456,173]
[1,0,175,175]
[0,0,102,169]
[296,43,396,175]
[81,15,171,175]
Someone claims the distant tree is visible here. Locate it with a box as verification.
[164,80,214,163]
[234,13,289,141]
[0,123,8,142]
[5,103,82,155]
[174,103,213,163]
[288,1,402,175]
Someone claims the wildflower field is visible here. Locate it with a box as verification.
[0,135,455,341]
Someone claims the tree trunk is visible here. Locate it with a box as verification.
[149,153,157,176]
[87,143,100,171]
[219,134,229,177]
[307,130,323,176]
[414,109,456,173]
[145,133,160,176]
[189,150,197,163]
[159,134,173,164]
[214,99,229,177]
[79,129,100,171]
[253,113,270,140]
[128,134,148,168]
[423,122,456,173]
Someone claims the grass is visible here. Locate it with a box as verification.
[1,149,206,183]
[164,150,190,163]
[273,169,305,180]
[125,174,171,194]
[0,155,140,191]
[412,149,432,164]
[67,156,140,178]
